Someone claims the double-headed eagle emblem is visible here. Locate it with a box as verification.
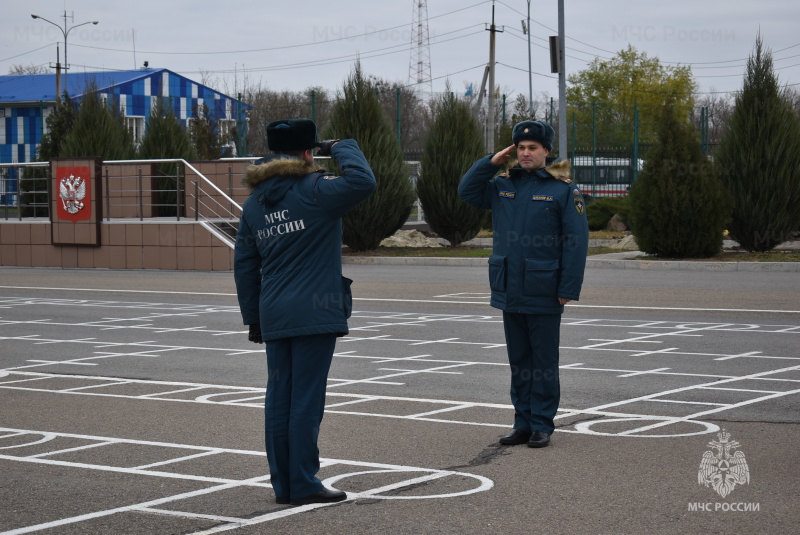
[59,174,86,214]
[698,429,750,498]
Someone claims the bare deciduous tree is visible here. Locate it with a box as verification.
[9,63,49,74]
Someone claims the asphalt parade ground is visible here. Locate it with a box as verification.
[0,264,798,535]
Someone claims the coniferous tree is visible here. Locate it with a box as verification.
[38,95,79,161]
[714,35,800,251]
[323,62,415,251]
[60,88,135,160]
[139,98,196,162]
[418,90,486,245]
[139,98,197,216]
[629,99,732,257]
[20,95,80,216]
[190,103,233,160]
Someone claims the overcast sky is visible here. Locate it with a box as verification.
[3,0,799,103]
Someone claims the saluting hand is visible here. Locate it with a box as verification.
[490,145,516,166]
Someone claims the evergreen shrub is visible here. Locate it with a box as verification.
[418,91,486,245]
[629,101,732,257]
[714,36,800,251]
[138,98,197,216]
[323,63,415,251]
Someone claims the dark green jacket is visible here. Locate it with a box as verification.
[458,157,588,314]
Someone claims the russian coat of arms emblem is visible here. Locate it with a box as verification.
[59,174,86,214]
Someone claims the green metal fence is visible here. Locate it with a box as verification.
[565,102,714,198]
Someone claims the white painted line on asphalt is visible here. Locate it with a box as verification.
[714,351,763,361]
[25,360,97,366]
[327,362,475,389]
[0,471,271,535]
[370,353,432,364]
[0,285,237,296]
[609,364,800,436]
[136,507,245,524]
[324,397,380,408]
[138,386,209,398]
[133,450,223,470]
[409,337,460,345]
[698,386,782,394]
[2,287,800,313]
[626,349,679,358]
[617,367,671,377]
[28,441,115,458]
[60,381,133,392]
[647,399,729,406]
[4,367,773,440]
[377,367,465,375]
[406,404,474,418]
[0,427,493,534]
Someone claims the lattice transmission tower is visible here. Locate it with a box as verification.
[408,0,433,95]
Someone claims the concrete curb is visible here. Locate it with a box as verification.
[343,256,487,267]
[585,258,800,272]
[343,255,800,272]
[442,237,800,250]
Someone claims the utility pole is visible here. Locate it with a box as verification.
[524,1,533,117]
[54,44,62,102]
[558,0,567,159]
[486,1,503,153]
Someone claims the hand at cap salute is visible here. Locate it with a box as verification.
[491,145,516,166]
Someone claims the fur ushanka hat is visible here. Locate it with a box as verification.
[512,120,554,151]
[267,119,319,152]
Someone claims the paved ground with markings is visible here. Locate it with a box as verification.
[0,265,798,534]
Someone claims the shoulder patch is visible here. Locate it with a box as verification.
[574,197,585,216]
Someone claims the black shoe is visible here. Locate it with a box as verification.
[290,488,347,505]
[499,428,532,445]
[275,496,290,505]
[527,430,551,448]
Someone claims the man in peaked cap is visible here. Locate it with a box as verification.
[458,120,589,449]
[234,119,376,505]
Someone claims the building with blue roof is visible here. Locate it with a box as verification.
[0,68,249,165]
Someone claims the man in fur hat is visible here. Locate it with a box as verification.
[458,120,588,449]
[234,119,376,505]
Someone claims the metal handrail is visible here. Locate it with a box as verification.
[1,160,244,248]
[111,158,242,212]
[1,162,49,168]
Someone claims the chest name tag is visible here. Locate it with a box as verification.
[532,195,554,202]
[499,191,516,199]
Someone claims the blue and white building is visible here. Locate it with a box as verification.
[0,68,249,203]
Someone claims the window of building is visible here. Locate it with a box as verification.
[218,119,235,141]
[125,116,145,146]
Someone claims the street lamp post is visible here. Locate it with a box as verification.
[31,12,98,99]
